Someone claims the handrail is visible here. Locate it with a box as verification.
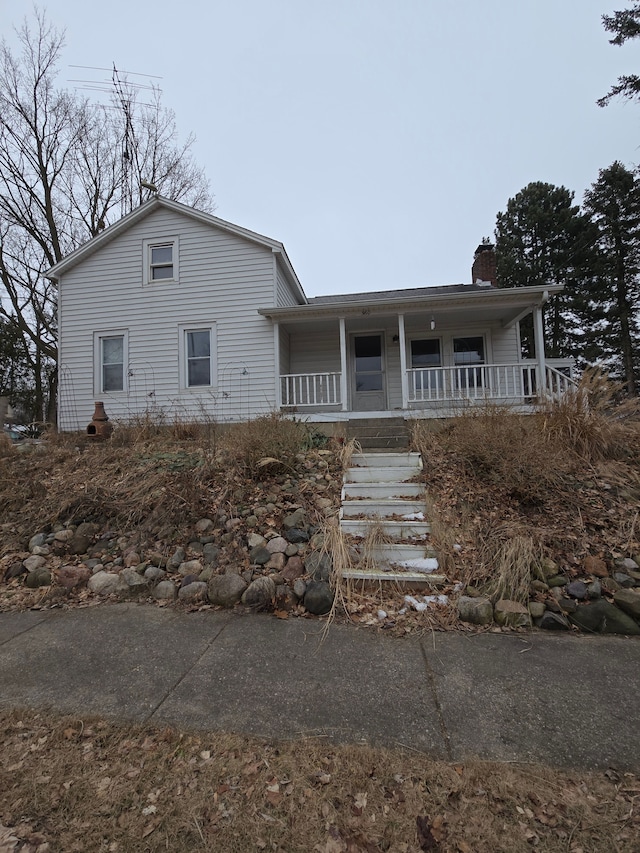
[281,372,341,406]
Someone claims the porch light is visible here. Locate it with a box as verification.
[430,316,436,331]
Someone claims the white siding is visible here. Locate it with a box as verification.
[58,207,277,430]
[275,261,300,307]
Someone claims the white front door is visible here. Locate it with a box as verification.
[351,333,387,411]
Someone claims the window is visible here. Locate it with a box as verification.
[179,324,217,389]
[354,335,383,391]
[453,336,485,389]
[143,237,179,283]
[94,331,128,394]
[410,339,442,397]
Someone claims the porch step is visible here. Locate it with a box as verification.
[339,449,444,585]
[346,417,410,450]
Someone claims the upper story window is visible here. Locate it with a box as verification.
[143,237,179,284]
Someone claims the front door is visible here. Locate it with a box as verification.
[351,333,386,411]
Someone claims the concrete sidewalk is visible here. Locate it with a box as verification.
[1,604,638,772]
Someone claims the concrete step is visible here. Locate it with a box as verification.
[350,542,438,567]
[345,466,422,483]
[340,499,426,518]
[342,567,446,586]
[350,452,422,468]
[340,519,431,539]
[342,482,424,499]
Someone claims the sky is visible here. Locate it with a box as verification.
[2,0,639,297]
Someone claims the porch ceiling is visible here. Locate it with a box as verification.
[259,284,563,330]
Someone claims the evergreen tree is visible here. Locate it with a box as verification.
[599,3,640,105]
[582,162,640,394]
[494,182,596,359]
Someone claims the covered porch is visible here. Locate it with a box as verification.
[259,283,575,418]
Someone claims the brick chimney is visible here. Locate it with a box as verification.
[471,242,497,286]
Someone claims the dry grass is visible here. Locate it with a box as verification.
[1,708,638,853]
[479,525,543,604]
[219,413,312,476]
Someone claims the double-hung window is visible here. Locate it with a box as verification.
[95,331,128,394]
[143,237,178,283]
[180,324,217,389]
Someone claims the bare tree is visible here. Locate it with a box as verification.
[0,9,213,421]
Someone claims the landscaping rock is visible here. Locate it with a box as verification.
[583,556,608,577]
[293,578,307,599]
[207,574,247,607]
[168,547,186,570]
[25,567,51,588]
[23,555,46,573]
[457,596,493,625]
[286,528,309,544]
[178,581,208,602]
[303,580,334,615]
[202,543,219,565]
[68,534,92,555]
[178,559,203,576]
[494,599,531,628]
[283,509,306,530]
[119,567,149,592]
[266,536,288,554]
[154,580,177,601]
[4,562,26,580]
[569,600,640,635]
[613,589,640,620]
[57,565,90,590]
[54,529,74,543]
[265,552,286,571]
[249,546,271,566]
[587,579,602,599]
[616,557,639,572]
[247,533,267,549]
[282,556,304,581]
[195,518,215,534]
[28,532,47,551]
[537,611,570,630]
[566,580,588,600]
[528,601,546,619]
[242,576,276,609]
[75,522,101,538]
[547,575,568,588]
[538,557,559,579]
[558,596,578,613]
[613,572,634,588]
[88,571,121,595]
[144,565,166,582]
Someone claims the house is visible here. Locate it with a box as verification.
[47,196,574,432]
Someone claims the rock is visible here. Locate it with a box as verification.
[537,611,570,630]
[265,552,286,571]
[202,543,220,566]
[195,518,215,534]
[54,529,74,543]
[613,589,640,619]
[566,580,588,600]
[144,565,166,582]
[303,580,334,615]
[31,545,50,556]
[538,557,559,579]
[168,547,186,570]
[569,600,640,635]
[28,532,48,551]
[283,509,306,531]
[457,596,493,625]
[242,576,276,609]
[266,536,288,554]
[305,552,332,582]
[124,551,141,567]
[293,578,307,599]
[75,522,101,538]
[530,580,549,593]
[23,555,46,573]
[558,597,578,614]
[587,579,602,599]
[57,565,90,590]
[180,574,200,588]
[494,599,531,628]
[547,575,568,588]
[528,601,546,619]
[68,534,92,555]
[246,515,258,528]
[178,559,203,576]
[613,572,634,588]
[616,557,639,572]
[119,567,149,592]
[148,552,167,568]
[25,567,51,588]
[154,580,177,600]
[208,574,247,607]
[247,533,267,549]
[583,556,608,578]
[249,546,271,566]
[285,543,298,557]
[282,556,304,581]
[188,540,204,555]
[4,562,26,580]
[178,581,208,602]
[198,566,214,582]
[89,571,124,595]
[275,584,296,610]
[286,528,309,544]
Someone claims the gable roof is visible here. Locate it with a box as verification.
[45,196,307,304]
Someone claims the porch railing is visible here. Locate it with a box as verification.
[281,372,341,407]
[407,362,577,404]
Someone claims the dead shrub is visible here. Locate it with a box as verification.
[542,368,640,463]
[221,413,310,476]
[478,524,543,604]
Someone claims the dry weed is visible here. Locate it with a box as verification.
[478,525,543,604]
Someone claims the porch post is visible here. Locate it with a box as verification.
[533,304,547,397]
[339,317,348,411]
[398,313,408,409]
[273,323,281,409]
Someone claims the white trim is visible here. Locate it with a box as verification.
[142,236,179,285]
[339,318,348,412]
[178,323,218,390]
[274,322,281,408]
[533,306,547,394]
[93,329,129,396]
[398,314,408,409]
